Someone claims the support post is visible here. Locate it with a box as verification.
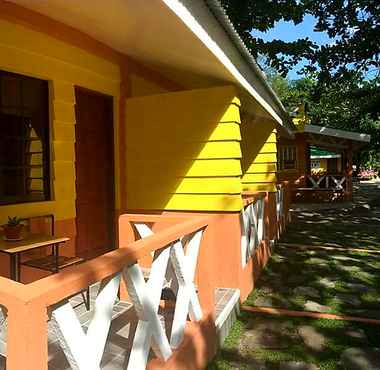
[345,144,353,201]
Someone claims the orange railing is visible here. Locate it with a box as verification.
[0,214,212,370]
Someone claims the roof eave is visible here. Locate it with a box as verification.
[162,0,293,135]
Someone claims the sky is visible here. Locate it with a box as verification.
[252,15,334,80]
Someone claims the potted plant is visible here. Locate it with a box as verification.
[3,216,24,241]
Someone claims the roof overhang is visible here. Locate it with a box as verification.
[6,0,293,135]
[303,124,371,151]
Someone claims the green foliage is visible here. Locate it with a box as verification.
[268,72,380,168]
[6,216,22,227]
[220,0,380,81]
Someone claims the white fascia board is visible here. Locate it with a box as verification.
[305,124,371,143]
[311,154,341,159]
[161,0,283,125]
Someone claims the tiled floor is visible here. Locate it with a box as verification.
[0,285,238,369]
[214,287,239,319]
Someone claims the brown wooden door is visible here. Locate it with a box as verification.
[74,88,114,257]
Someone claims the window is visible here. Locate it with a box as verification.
[0,70,50,205]
[278,145,297,171]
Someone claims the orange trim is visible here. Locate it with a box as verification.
[278,242,380,255]
[242,305,380,325]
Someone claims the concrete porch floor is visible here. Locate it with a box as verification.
[0,285,239,369]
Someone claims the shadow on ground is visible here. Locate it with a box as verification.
[209,183,380,370]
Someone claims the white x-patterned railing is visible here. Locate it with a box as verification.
[276,184,284,221]
[306,174,347,191]
[240,195,265,267]
[0,214,210,370]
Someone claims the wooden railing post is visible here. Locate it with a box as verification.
[7,301,48,370]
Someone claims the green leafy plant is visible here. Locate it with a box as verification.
[3,216,24,240]
[6,216,22,227]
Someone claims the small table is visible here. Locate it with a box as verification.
[0,234,69,282]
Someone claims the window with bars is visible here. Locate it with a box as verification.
[0,70,50,205]
[278,145,297,171]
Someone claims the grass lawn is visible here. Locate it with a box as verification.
[208,312,380,370]
[243,244,380,318]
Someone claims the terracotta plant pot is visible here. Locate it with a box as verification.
[3,224,23,240]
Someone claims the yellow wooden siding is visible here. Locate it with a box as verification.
[241,119,278,193]
[0,19,121,223]
[125,86,243,211]
[130,194,243,211]
[128,159,242,177]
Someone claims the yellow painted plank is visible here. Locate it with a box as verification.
[53,123,75,141]
[242,183,277,193]
[197,141,241,159]
[53,100,75,123]
[246,163,277,173]
[231,97,241,107]
[53,161,75,180]
[54,179,76,199]
[53,141,75,162]
[209,122,241,141]
[52,81,75,103]
[127,193,243,212]
[128,141,241,160]
[258,142,277,154]
[0,41,119,96]
[174,179,241,194]
[129,177,242,194]
[0,201,56,224]
[220,104,241,123]
[0,20,120,81]
[253,153,277,163]
[242,173,277,183]
[266,132,277,142]
[127,159,242,177]
[54,200,76,220]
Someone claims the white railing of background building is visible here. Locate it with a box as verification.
[306,174,347,191]
[276,185,284,221]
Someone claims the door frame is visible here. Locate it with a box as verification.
[74,86,116,257]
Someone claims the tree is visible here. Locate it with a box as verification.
[220,0,380,80]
